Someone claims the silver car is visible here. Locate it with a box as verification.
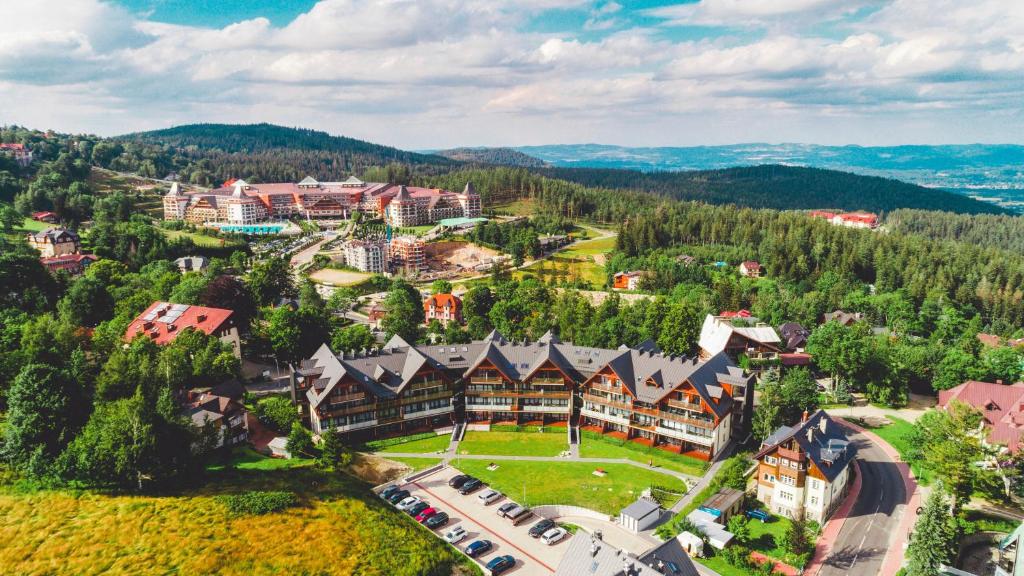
[478,489,503,505]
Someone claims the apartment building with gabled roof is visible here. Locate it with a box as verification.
[291,330,753,457]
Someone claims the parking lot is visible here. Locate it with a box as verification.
[387,466,570,576]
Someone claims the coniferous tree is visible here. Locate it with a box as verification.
[906,485,955,576]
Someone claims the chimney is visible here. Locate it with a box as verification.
[818,417,827,434]
[801,410,809,422]
[197,313,207,323]
[806,428,814,443]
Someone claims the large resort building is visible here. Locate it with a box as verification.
[163,177,481,226]
[292,331,754,460]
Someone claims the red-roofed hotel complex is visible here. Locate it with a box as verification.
[809,210,879,229]
[124,302,241,358]
[939,380,1024,453]
[163,177,481,227]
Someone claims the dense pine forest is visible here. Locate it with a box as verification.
[886,208,1024,252]
[433,147,548,167]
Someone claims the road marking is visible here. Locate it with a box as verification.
[847,472,884,571]
[413,481,556,574]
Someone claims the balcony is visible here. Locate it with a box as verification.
[335,419,378,432]
[404,405,453,419]
[407,379,445,391]
[655,425,713,446]
[330,391,366,403]
[581,407,629,426]
[469,376,506,385]
[582,393,631,411]
[659,410,715,429]
[589,381,620,394]
[665,398,704,412]
[466,402,513,411]
[521,404,570,413]
[529,377,566,386]
[778,447,805,462]
[400,390,452,404]
[517,389,571,398]
[323,403,376,417]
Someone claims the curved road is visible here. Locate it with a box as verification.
[817,428,907,576]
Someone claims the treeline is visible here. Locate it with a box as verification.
[434,147,547,168]
[536,164,1007,215]
[887,208,1024,253]
[466,214,575,264]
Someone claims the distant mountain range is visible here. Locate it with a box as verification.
[433,147,547,168]
[512,143,1024,211]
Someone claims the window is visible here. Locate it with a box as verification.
[779,491,794,502]
[808,479,819,490]
[810,496,819,506]
[765,456,777,465]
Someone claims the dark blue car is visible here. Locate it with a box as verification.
[485,555,515,575]
[465,539,492,558]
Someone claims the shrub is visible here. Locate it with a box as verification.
[255,396,298,433]
[362,432,436,451]
[218,491,298,515]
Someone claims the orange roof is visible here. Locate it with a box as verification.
[424,293,462,312]
[124,301,234,346]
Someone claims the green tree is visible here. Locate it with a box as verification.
[255,396,298,433]
[905,484,955,576]
[912,401,988,513]
[2,364,84,475]
[782,516,811,556]
[656,299,702,356]
[753,371,784,441]
[247,257,296,306]
[431,279,453,294]
[331,324,376,353]
[381,280,424,342]
[806,321,871,397]
[0,203,21,232]
[317,428,350,470]
[286,422,315,459]
[727,515,752,546]
[779,367,819,423]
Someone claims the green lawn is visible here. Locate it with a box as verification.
[696,557,753,576]
[746,514,803,566]
[451,459,686,515]
[515,254,606,287]
[386,457,444,473]
[16,217,49,233]
[562,235,616,256]
[488,198,537,216]
[206,447,313,472]
[374,434,451,454]
[458,430,567,457]
[160,227,246,248]
[578,441,707,477]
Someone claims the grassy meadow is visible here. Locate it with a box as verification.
[458,430,567,457]
[0,461,479,576]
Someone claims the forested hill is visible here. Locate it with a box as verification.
[536,164,1009,215]
[111,123,456,185]
[433,147,547,167]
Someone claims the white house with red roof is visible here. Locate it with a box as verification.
[124,302,241,358]
[939,380,1024,454]
[423,293,463,326]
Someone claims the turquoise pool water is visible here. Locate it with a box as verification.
[217,224,286,235]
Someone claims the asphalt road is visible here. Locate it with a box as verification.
[817,429,907,576]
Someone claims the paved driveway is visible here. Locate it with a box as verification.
[400,466,570,576]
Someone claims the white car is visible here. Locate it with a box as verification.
[478,490,503,505]
[541,527,567,545]
[444,525,468,544]
[396,496,422,511]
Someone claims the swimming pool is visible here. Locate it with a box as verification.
[216,224,287,235]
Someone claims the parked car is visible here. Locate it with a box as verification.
[496,502,518,518]
[387,489,411,504]
[541,527,567,545]
[425,512,450,529]
[485,555,515,575]
[506,506,534,526]
[459,478,484,495]
[465,539,493,558]
[406,502,430,517]
[529,518,556,538]
[448,474,471,489]
[379,485,400,499]
[478,490,502,505]
[396,496,422,511]
[443,526,468,544]
[415,507,438,523]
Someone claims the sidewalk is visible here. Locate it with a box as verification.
[803,458,864,575]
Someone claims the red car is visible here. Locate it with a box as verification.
[415,507,438,523]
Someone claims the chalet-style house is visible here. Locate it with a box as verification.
[755,410,854,523]
[778,322,811,351]
[739,261,762,278]
[31,211,57,223]
[809,210,880,229]
[939,380,1024,454]
[39,253,98,276]
[124,302,241,358]
[164,177,481,226]
[186,391,249,447]
[26,227,80,257]
[293,331,753,460]
[698,314,782,364]
[424,293,463,327]
[613,271,645,290]
[823,310,863,326]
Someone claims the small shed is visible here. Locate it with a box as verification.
[268,436,291,459]
[619,498,662,533]
[686,509,734,550]
[678,531,705,558]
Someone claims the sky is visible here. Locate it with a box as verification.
[1,0,1023,148]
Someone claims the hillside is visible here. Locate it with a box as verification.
[433,147,547,167]
[516,142,1024,211]
[536,164,1009,215]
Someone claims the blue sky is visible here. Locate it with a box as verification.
[1,1,1022,148]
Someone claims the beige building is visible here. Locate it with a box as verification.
[27,228,80,257]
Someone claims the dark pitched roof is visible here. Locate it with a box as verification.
[755,410,854,482]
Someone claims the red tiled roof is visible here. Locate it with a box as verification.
[838,212,878,224]
[809,210,836,219]
[32,211,56,220]
[719,309,752,318]
[741,261,761,269]
[0,142,25,151]
[124,301,234,346]
[977,333,1003,348]
[780,353,812,366]
[938,380,1024,453]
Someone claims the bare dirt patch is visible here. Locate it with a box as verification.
[347,453,413,485]
[424,241,502,272]
[309,268,372,286]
